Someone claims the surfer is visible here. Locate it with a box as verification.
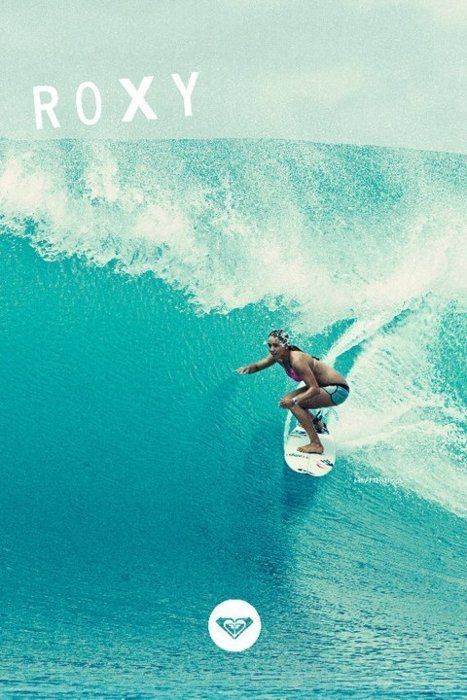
[235,329,349,454]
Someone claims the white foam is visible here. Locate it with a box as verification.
[334,306,467,517]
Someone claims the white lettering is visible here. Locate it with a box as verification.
[171,72,198,117]
[33,85,60,129]
[75,81,102,125]
[119,76,157,122]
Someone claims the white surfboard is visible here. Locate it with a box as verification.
[284,423,336,476]
[283,384,337,476]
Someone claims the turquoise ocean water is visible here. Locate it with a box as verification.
[0,139,466,697]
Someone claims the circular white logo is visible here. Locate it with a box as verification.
[208,599,261,652]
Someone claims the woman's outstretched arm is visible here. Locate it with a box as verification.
[235,354,276,374]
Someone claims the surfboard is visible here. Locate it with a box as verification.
[284,423,336,476]
[283,383,336,476]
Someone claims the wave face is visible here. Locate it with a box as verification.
[0,139,465,696]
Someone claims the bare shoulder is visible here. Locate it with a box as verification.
[292,350,320,372]
[289,350,310,366]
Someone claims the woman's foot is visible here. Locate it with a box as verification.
[297,442,324,454]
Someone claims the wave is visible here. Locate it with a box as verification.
[0,138,465,516]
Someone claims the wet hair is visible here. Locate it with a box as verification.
[269,329,289,346]
[268,329,301,351]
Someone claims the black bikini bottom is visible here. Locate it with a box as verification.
[324,382,350,392]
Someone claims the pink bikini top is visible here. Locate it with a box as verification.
[284,363,303,382]
[283,355,320,382]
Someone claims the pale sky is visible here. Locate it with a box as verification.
[1,0,465,152]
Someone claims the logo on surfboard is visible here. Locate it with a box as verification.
[317,458,334,469]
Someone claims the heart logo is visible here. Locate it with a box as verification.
[216,617,253,639]
[209,601,261,651]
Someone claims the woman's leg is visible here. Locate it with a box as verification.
[288,388,335,454]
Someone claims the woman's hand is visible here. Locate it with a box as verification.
[235,365,252,374]
[279,396,296,408]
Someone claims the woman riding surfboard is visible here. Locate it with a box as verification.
[235,329,349,455]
